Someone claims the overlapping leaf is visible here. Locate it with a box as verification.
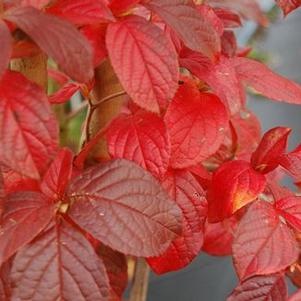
[251,127,291,174]
[68,159,182,257]
[147,169,207,274]
[0,71,58,179]
[165,80,228,168]
[107,111,170,179]
[0,191,53,266]
[0,21,11,79]
[106,15,179,113]
[5,6,94,83]
[233,201,299,280]
[207,160,266,222]
[10,219,110,301]
[227,274,287,301]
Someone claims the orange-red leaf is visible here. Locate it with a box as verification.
[106,15,179,113]
[207,161,266,222]
[276,0,301,15]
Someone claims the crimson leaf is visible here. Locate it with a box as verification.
[0,21,11,79]
[143,0,221,59]
[251,127,291,174]
[0,71,58,179]
[0,191,53,266]
[207,160,266,222]
[165,80,228,168]
[147,169,207,274]
[227,274,287,301]
[10,219,110,301]
[233,200,299,280]
[106,15,179,113]
[106,111,170,179]
[68,159,182,257]
[5,6,93,83]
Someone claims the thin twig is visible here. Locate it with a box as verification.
[91,90,126,107]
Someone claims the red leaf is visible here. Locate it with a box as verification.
[202,217,236,256]
[143,0,221,59]
[10,219,110,301]
[107,111,170,179]
[0,262,11,301]
[207,161,266,222]
[165,80,228,168]
[68,159,182,257]
[251,127,291,174]
[49,82,81,104]
[17,0,50,9]
[98,245,128,299]
[233,201,299,280]
[227,274,287,301]
[0,71,58,179]
[221,31,237,57]
[275,196,301,232]
[106,15,179,113]
[109,0,140,15]
[41,148,73,199]
[47,0,115,25]
[5,6,93,83]
[233,57,301,106]
[0,191,53,266]
[147,169,207,274]
[289,289,301,301]
[276,0,301,15]
[213,8,242,28]
[0,21,11,79]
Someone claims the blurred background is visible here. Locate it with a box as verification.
[147,2,301,300]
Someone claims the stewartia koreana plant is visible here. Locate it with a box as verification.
[1,0,301,300]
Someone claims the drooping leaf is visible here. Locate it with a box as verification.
[251,127,291,174]
[276,0,301,15]
[275,196,301,232]
[227,274,287,301]
[164,80,228,168]
[98,245,128,299]
[11,219,110,301]
[147,169,207,274]
[47,0,115,25]
[106,15,179,113]
[207,160,266,222]
[233,201,299,280]
[0,71,58,179]
[0,21,11,80]
[213,8,242,28]
[107,111,170,179]
[0,191,53,266]
[41,148,73,199]
[49,82,81,104]
[233,57,301,106]
[68,159,182,257]
[5,6,94,83]
[143,0,221,59]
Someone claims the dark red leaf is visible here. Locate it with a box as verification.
[207,161,266,222]
[227,274,287,301]
[233,57,301,106]
[165,80,228,168]
[0,71,58,179]
[49,82,81,104]
[10,219,110,301]
[289,289,301,301]
[68,159,182,257]
[251,127,291,174]
[275,196,301,232]
[0,21,11,79]
[221,31,237,57]
[143,0,221,59]
[47,0,115,25]
[107,111,170,179]
[0,261,11,301]
[233,201,299,280]
[0,191,53,266]
[41,148,73,199]
[147,169,207,274]
[276,0,301,15]
[106,15,179,113]
[5,6,93,83]
[98,245,128,299]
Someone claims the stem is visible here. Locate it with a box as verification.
[129,259,150,301]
